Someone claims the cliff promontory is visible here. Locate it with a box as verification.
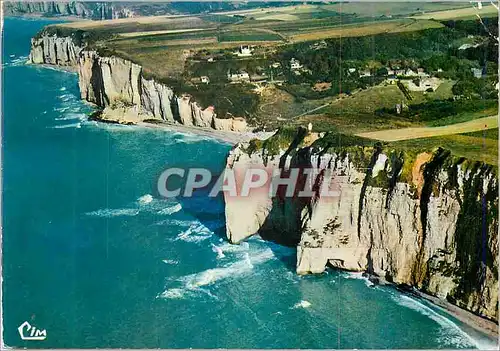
[224,128,498,322]
[29,31,247,132]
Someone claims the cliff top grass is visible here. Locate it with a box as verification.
[246,124,498,170]
[245,126,377,158]
[392,133,498,167]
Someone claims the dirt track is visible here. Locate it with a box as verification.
[356,115,498,141]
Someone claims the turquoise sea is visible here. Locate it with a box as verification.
[2,17,496,349]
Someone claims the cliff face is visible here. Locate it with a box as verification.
[30,36,247,131]
[224,132,498,321]
[5,2,135,20]
[29,35,82,66]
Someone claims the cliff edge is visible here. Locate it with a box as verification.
[224,128,499,322]
[29,31,247,132]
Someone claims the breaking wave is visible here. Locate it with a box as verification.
[175,223,213,243]
[159,288,186,299]
[211,243,226,259]
[3,55,28,67]
[292,300,312,309]
[55,112,86,121]
[58,93,74,102]
[342,271,377,288]
[391,294,495,349]
[157,203,182,215]
[172,132,212,144]
[85,208,140,218]
[138,194,154,204]
[162,259,179,265]
[159,245,277,300]
[52,122,81,129]
[153,219,199,227]
[86,195,182,219]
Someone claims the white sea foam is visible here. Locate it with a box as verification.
[216,241,250,253]
[183,248,274,288]
[54,106,70,113]
[162,259,179,265]
[175,223,213,243]
[284,270,298,283]
[172,132,212,143]
[55,112,86,121]
[157,203,182,215]
[391,294,495,349]
[36,65,74,74]
[85,208,139,218]
[342,271,376,288]
[292,300,312,309]
[52,122,81,129]
[137,194,154,204]
[58,93,73,102]
[95,123,137,132]
[3,56,28,67]
[159,246,276,300]
[211,244,226,259]
[153,219,199,227]
[159,288,186,299]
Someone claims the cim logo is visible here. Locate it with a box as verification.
[18,321,47,341]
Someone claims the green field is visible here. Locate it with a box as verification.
[219,31,282,42]
[461,128,499,140]
[44,2,498,163]
[392,133,498,166]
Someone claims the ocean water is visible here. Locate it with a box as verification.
[2,17,497,349]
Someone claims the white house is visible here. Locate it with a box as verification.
[359,69,371,77]
[236,45,252,57]
[290,58,303,70]
[471,67,483,78]
[228,70,250,82]
[201,76,210,84]
[404,69,417,77]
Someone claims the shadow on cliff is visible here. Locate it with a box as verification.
[247,135,315,270]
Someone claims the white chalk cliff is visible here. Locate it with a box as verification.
[29,33,247,131]
[6,2,135,20]
[224,130,498,321]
